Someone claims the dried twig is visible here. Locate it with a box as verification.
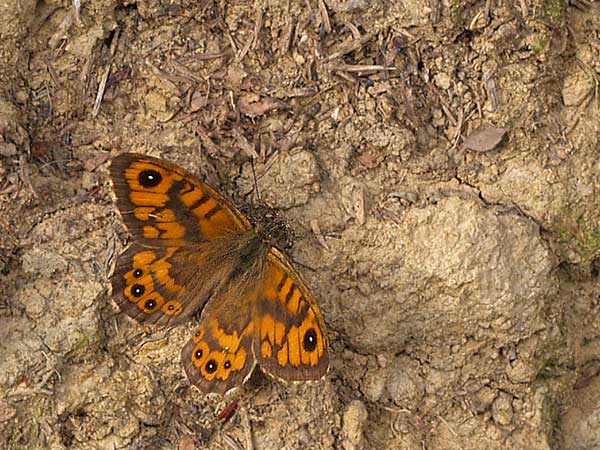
[73,0,82,25]
[92,27,120,117]
[333,64,397,73]
[325,32,375,61]
[240,406,254,450]
[318,0,332,33]
[310,219,329,250]
[252,8,264,50]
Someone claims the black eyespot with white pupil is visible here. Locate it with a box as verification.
[138,169,162,188]
[224,360,231,369]
[195,349,203,359]
[303,328,318,352]
[131,284,145,297]
[205,360,217,373]
[144,299,156,309]
[133,269,143,278]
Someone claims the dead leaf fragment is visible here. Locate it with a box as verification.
[188,89,207,113]
[464,125,507,152]
[238,93,288,117]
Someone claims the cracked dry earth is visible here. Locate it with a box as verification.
[1,1,600,449]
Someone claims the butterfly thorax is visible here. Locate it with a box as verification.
[244,204,295,254]
[233,229,268,274]
[192,230,268,290]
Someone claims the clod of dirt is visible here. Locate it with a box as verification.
[560,375,600,450]
[342,399,368,450]
[330,196,555,353]
[562,69,595,106]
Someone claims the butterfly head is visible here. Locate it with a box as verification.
[243,204,295,253]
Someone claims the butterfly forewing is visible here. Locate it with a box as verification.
[110,153,251,246]
[253,248,330,381]
[110,153,251,324]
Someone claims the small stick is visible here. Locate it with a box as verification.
[93,27,120,117]
[317,0,332,34]
[334,64,397,73]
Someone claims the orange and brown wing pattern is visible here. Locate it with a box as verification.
[109,153,252,325]
[111,243,194,324]
[109,153,251,246]
[181,286,258,395]
[254,248,329,381]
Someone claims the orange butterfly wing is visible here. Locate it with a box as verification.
[181,248,329,394]
[181,281,259,395]
[254,248,329,381]
[109,153,251,325]
[111,153,329,394]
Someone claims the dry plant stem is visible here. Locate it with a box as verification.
[310,219,329,250]
[431,0,441,24]
[169,61,206,83]
[222,433,243,450]
[73,0,82,25]
[252,8,263,51]
[483,70,499,112]
[187,51,230,61]
[576,58,599,108]
[46,63,62,89]
[565,93,595,135]
[18,154,37,198]
[318,0,332,33]
[92,27,120,117]
[326,33,375,61]
[334,64,398,73]
[237,37,254,63]
[240,406,254,450]
[344,21,361,40]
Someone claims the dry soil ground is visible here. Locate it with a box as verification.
[1,1,600,449]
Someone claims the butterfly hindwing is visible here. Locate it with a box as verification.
[181,284,258,395]
[112,243,194,324]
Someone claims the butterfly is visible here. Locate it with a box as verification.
[109,153,329,395]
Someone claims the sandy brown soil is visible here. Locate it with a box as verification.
[1,1,600,449]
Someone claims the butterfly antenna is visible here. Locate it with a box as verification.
[251,158,261,202]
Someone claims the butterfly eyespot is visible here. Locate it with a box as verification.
[133,269,143,278]
[144,299,156,309]
[131,284,145,297]
[205,360,218,373]
[303,328,318,352]
[138,169,162,188]
[162,300,183,315]
[194,349,203,359]
[224,360,231,369]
